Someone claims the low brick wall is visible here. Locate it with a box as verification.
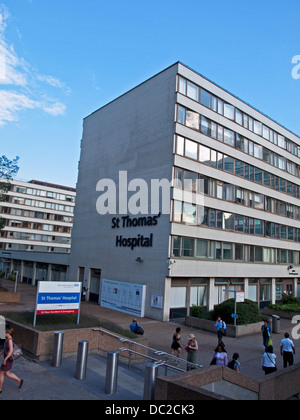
[155,364,300,400]
[0,288,20,304]
[185,316,262,338]
[5,319,149,362]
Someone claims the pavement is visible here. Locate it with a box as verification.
[0,279,300,400]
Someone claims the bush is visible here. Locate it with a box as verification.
[212,299,262,326]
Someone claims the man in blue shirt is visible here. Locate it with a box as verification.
[280,332,295,368]
[130,319,144,335]
[214,317,226,346]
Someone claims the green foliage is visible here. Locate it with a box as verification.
[268,293,300,313]
[212,299,262,326]
[0,155,20,179]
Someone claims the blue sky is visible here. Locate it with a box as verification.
[1,0,300,187]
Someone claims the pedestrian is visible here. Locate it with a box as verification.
[171,327,182,358]
[214,317,226,346]
[280,332,295,368]
[186,333,198,371]
[0,327,23,394]
[211,344,228,367]
[227,353,240,373]
[262,345,277,375]
[261,320,272,349]
[129,319,144,335]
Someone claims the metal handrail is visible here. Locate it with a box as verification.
[93,327,203,372]
[118,347,185,373]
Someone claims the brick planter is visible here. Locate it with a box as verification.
[185,316,263,338]
[0,288,20,304]
[5,318,149,362]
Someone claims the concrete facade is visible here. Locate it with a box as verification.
[69,62,300,321]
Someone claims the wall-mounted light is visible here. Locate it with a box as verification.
[288,265,294,270]
[135,257,143,263]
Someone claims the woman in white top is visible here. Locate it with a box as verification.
[262,345,277,375]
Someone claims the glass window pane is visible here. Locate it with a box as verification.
[173,201,182,223]
[254,120,262,136]
[223,243,233,260]
[224,128,235,146]
[182,203,196,224]
[186,110,199,129]
[182,238,194,257]
[177,136,184,156]
[200,89,211,108]
[199,145,211,164]
[224,103,235,120]
[179,77,186,94]
[196,239,208,258]
[185,140,198,160]
[170,287,186,308]
[187,81,199,101]
[178,106,185,124]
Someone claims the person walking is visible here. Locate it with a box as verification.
[186,334,198,371]
[280,332,295,368]
[0,327,23,393]
[261,320,272,349]
[262,345,277,375]
[211,344,228,367]
[171,327,182,358]
[214,317,226,346]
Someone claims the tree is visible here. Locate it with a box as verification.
[0,155,20,230]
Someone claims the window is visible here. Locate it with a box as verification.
[187,81,199,101]
[224,156,234,173]
[182,238,194,257]
[223,243,233,260]
[178,106,185,124]
[223,128,235,146]
[183,171,198,192]
[173,201,182,223]
[224,103,234,120]
[182,203,196,225]
[176,136,184,156]
[185,139,198,160]
[186,110,199,129]
[170,287,187,308]
[200,89,211,108]
[196,239,208,258]
[199,145,210,164]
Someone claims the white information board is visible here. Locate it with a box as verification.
[101,279,146,317]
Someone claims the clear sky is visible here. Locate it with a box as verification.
[1,0,300,187]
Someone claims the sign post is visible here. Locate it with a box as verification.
[223,289,245,326]
[33,282,82,328]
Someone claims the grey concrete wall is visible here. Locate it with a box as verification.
[69,64,179,320]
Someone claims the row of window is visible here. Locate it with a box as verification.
[171,235,299,264]
[173,201,300,242]
[10,196,74,213]
[0,242,70,253]
[174,167,300,221]
[174,136,300,199]
[1,206,73,223]
[7,220,71,233]
[14,186,75,202]
[177,105,300,178]
[2,231,70,244]
[178,76,300,158]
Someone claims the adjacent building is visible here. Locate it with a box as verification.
[0,179,76,284]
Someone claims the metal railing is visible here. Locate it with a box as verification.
[93,327,203,374]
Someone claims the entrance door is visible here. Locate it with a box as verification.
[90,269,101,303]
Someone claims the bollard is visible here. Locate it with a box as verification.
[105,351,119,395]
[52,332,64,368]
[143,363,158,401]
[75,340,89,380]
